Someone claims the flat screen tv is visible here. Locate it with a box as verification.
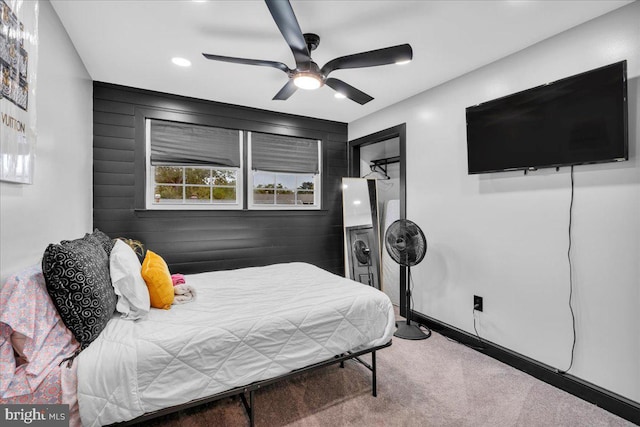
[466,61,628,174]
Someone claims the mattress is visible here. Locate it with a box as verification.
[77,262,395,426]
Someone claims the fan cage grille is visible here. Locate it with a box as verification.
[384,219,426,267]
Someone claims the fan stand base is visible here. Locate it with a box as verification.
[394,322,431,340]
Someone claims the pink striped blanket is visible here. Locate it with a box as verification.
[0,265,80,425]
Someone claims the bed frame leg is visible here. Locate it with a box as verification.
[249,390,255,427]
[240,390,255,427]
[372,350,377,397]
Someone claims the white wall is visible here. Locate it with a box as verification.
[0,1,92,283]
[350,2,640,403]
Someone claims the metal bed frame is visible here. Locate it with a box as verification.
[113,340,392,427]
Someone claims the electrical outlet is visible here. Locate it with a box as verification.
[474,295,483,312]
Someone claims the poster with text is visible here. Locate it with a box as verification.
[0,0,38,184]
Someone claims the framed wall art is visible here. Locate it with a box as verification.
[0,0,38,184]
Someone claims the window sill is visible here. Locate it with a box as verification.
[133,208,329,218]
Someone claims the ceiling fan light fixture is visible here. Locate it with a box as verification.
[293,72,322,90]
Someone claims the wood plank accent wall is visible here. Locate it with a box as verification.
[93,82,348,275]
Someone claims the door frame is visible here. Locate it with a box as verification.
[348,123,407,317]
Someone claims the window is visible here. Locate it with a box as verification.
[252,171,316,206]
[145,121,321,210]
[248,132,321,209]
[146,119,242,209]
[153,166,238,205]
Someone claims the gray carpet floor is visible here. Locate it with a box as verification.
[136,325,635,427]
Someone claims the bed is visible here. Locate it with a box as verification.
[1,243,395,427]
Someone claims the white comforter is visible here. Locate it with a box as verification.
[77,262,395,426]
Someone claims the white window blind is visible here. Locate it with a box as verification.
[150,120,241,167]
[251,132,319,174]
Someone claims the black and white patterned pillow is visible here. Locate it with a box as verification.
[63,229,115,258]
[87,228,115,257]
[42,236,117,350]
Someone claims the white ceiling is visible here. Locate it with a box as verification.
[50,0,632,123]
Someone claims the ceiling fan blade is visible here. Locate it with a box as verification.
[325,78,374,105]
[321,44,413,77]
[264,0,311,69]
[202,53,291,74]
[273,79,298,101]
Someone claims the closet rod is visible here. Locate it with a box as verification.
[370,156,400,167]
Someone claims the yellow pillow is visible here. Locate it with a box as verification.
[141,250,174,309]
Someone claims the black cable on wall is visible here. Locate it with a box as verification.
[558,165,577,374]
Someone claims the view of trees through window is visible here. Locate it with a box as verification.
[253,171,315,205]
[154,166,237,204]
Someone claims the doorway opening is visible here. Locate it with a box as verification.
[348,124,407,315]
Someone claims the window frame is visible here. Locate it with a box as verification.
[247,131,322,210]
[145,119,244,210]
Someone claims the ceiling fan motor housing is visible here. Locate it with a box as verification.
[303,33,320,52]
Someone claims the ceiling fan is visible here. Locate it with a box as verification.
[202,0,413,105]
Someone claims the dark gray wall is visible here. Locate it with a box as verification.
[93,82,348,275]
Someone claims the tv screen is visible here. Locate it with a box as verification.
[466,61,628,174]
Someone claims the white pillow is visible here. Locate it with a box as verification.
[110,239,150,320]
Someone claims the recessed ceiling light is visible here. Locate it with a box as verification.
[334,92,346,99]
[172,57,191,67]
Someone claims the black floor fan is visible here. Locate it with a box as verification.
[385,219,430,340]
